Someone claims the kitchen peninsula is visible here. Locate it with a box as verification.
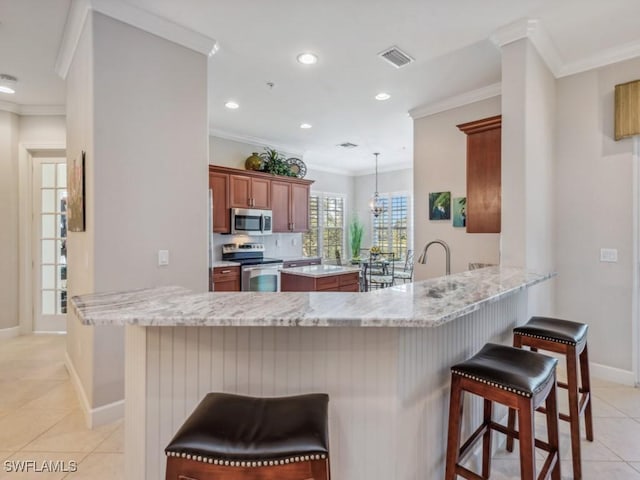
[71,267,553,480]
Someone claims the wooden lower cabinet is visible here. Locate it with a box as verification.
[210,266,240,292]
[281,272,359,292]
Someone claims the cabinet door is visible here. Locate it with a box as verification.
[209,171,229,233]
[229,175,251,208]
[251,177,271,209]
[290,183,310,232]
[466,127,501,233]
[271,181,291,232]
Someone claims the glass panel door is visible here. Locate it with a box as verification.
[34,158,67,332]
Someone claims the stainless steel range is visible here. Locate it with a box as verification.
[222,243,283,292]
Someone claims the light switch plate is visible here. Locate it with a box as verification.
[600,248,618,263]
[158,250,169,266]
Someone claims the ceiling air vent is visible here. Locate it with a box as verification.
[338,142,358,148]
[378,46,414,69]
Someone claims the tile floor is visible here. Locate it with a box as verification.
[0,335,122,479]
[0,334,639,479]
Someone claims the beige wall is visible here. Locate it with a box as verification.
[555,57,640,371]
[19,116,66,144]
[0,111,20,330]
[66,12,209,413]
[413,97,501,280]
[66,16,96,406]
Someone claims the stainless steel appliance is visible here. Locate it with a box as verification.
[222,243,283,292]
[230,208,273,235]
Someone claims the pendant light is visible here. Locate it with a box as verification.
[369,152,385,217]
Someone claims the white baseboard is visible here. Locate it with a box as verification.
[589,361,635,387]
[0,327,20,341]
[64,352,125,428]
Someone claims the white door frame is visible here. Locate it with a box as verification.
[18,142,66,334]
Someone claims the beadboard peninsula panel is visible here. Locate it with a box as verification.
[130,290,527,480]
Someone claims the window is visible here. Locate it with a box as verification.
[372,192,411,260]
[303,193,345,261]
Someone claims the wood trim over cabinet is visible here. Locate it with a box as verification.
[457,115,502,234]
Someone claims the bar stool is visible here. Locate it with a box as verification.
[507,316,593,480]
[165,392,330,480]
[445,343,561,480]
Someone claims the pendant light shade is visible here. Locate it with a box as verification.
[369,153,385,217]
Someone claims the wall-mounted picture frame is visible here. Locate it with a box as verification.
[452,197,466,227]
[68,150,86,232]
[429,191,451,220]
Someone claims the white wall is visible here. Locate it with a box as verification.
[66,12,209,415]
[0,111,19,330]
[19,116,66,144]
[413,98,501,280]
[500,39,557,317]
[555,57,640,372]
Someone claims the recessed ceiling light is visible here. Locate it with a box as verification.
[0,74,17,94]
[375,92,391,101]
[300,123,312,129]
[297,53,318,65]
[225,101,239,109]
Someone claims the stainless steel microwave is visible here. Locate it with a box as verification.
[230,208,273,235]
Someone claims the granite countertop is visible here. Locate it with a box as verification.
[71,267,554,328]
[281,264,360,278]
[211,261,241,268]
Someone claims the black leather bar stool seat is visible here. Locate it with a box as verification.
[508,316,593,480]
[445,343,561,480]
[165,392,330,480]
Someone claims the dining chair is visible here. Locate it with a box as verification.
[394,250,414,284]
[368,253,395,289]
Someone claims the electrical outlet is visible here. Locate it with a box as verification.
[158,250,170,266]
[600,248,618,263]
[291,237,297,246]
[275,239,281,247]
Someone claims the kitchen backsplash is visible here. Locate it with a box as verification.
[210,233,304,261]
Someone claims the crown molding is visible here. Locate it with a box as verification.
[409,83,502,120]
[209,128,305,158]
[0,100,20,114]
[558,40,640,78]
[491,18,563,77]
[0,101,65,116]
[56,0,218,79]
[350,162,413,177]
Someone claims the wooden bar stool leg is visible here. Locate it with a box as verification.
[506,334,523,453]
[445,375,464,480]
[482,399,493,479]
[517,397,536,480]
[580,343,594,442]
[567,347,583,480]
[545,380,561,480]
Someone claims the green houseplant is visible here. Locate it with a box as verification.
[260,147,295,177]
[349,216,364,261]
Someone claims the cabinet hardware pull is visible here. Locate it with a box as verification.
[221,270,231,273]
[290,264,297,267]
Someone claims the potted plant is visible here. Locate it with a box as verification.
[349,216,364,261]
[260,147,295,177]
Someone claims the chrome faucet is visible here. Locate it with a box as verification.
[418,239,451,275]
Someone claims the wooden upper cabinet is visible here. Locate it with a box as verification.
[271,181,291,232]
[457,115,502,234]
[209,170,230,233]
[250,177,271,209]
[290,183,310,232]
[209,165,313,233]
[271,180,310,232]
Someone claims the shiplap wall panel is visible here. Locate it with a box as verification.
[133,290,528,480]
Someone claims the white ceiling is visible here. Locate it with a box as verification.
[2,0,640,174]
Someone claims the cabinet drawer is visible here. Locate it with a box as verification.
[315,275,340,290]
[212,266,240,282]
[339,272,359,286]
